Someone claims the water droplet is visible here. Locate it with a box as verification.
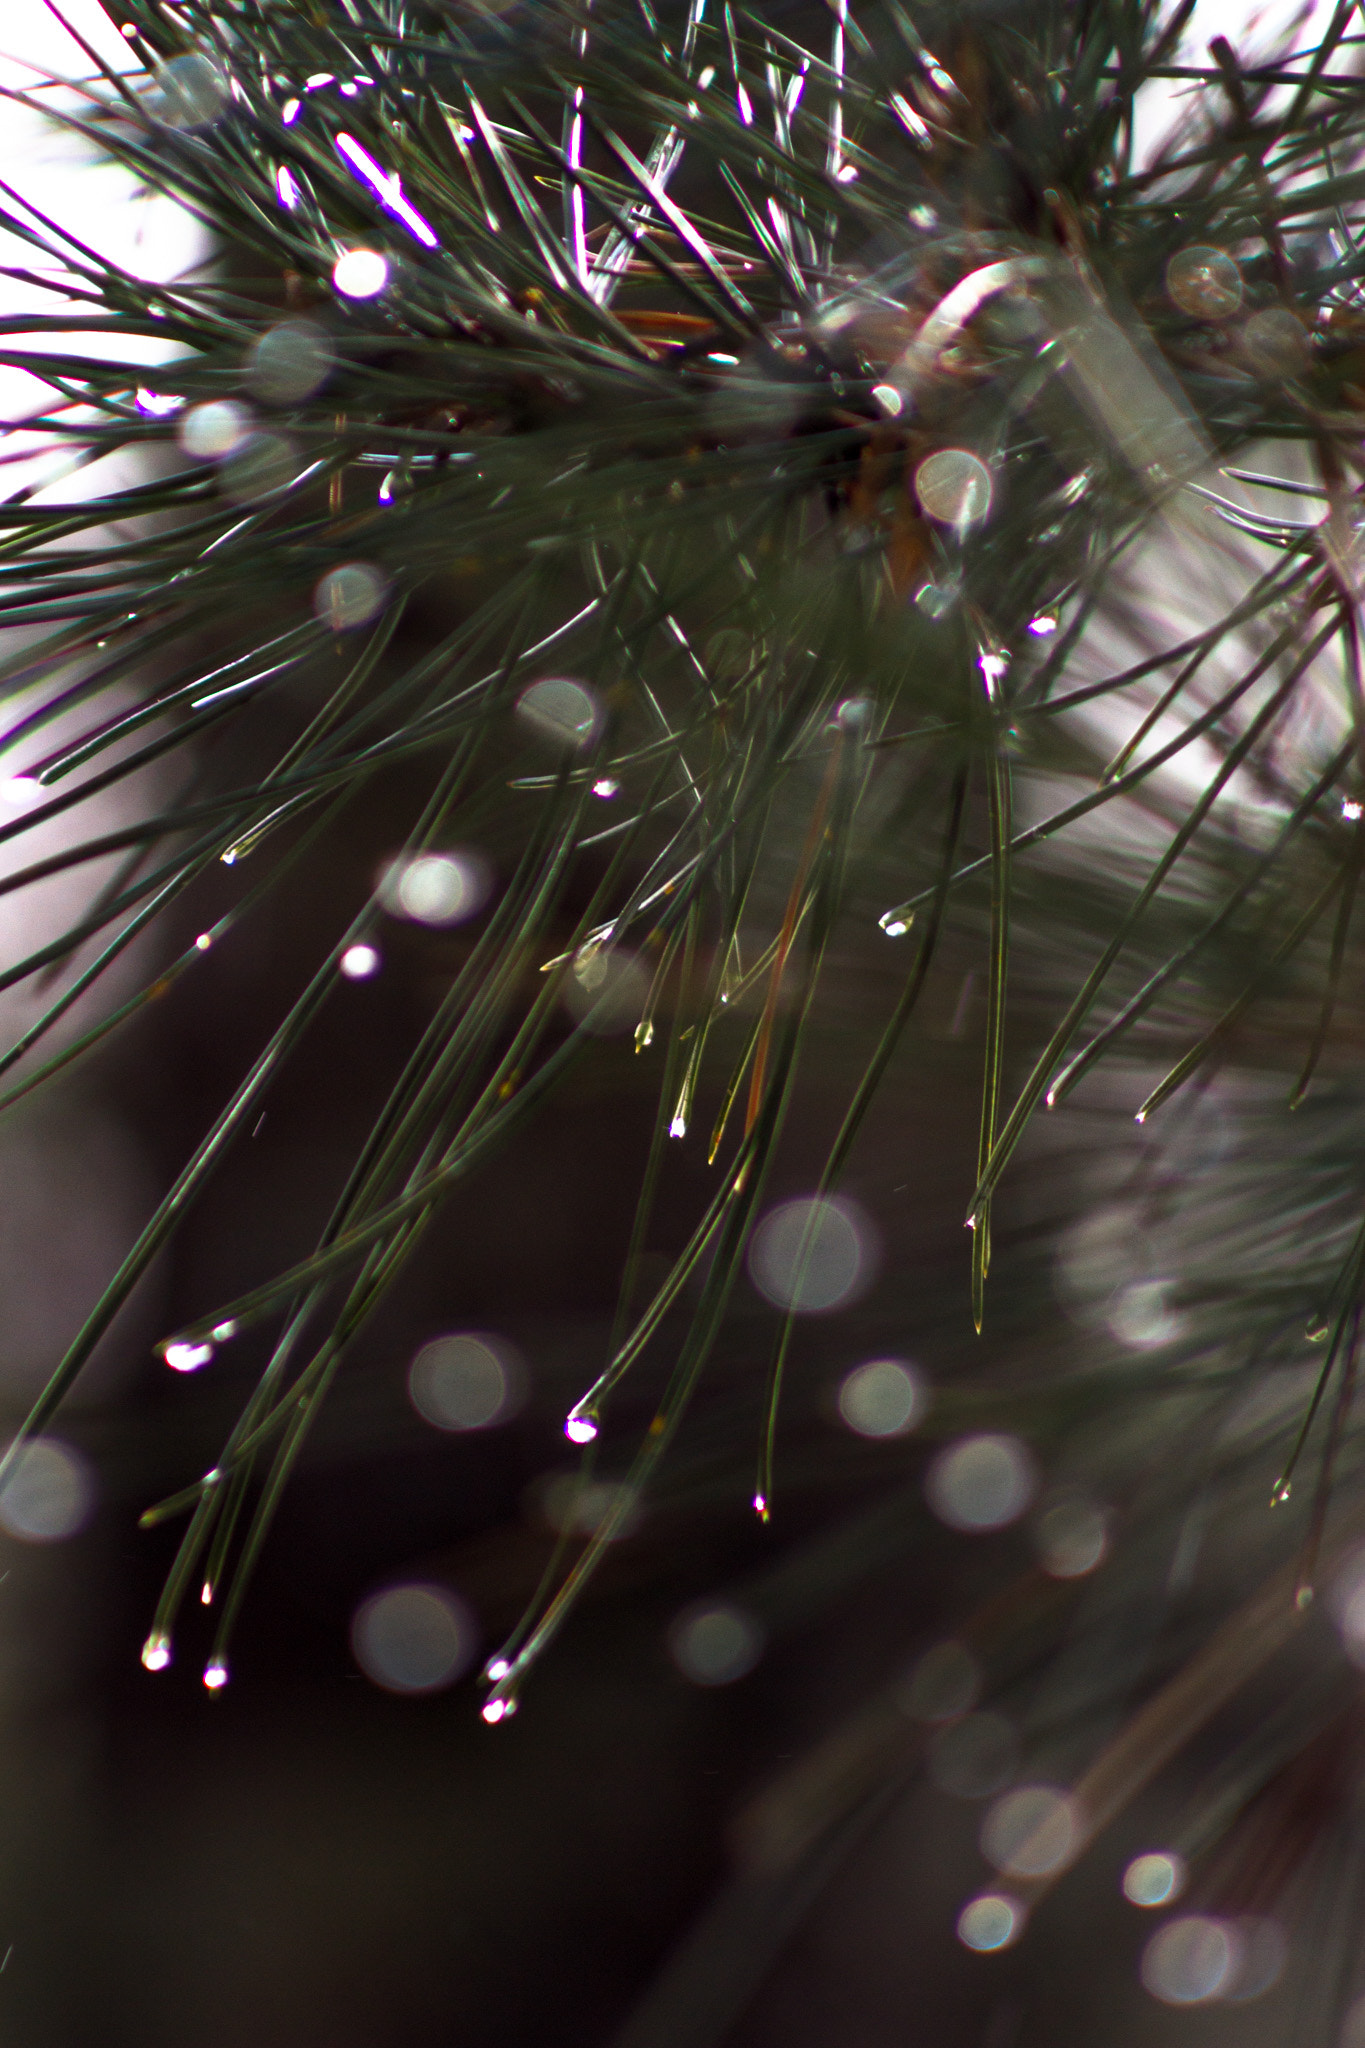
[668,1602,764,1686]
[314,561,390,631]
[409,1333,525,1432]
[210,1322,237,1343]
[482,1697,511,1723]
[669,1113,687,1139]
[332,248,389,299]
[163,1340,215,1374]
[562,948,649,1037]
[1343,799,1362,822]
[484,1656,510,1682]
[141,1631,172,1672]
[882,916,911,938]
[339,942,381,979]
[275,164,301,209]
[194,932,213,952]
[1027,613,1057,635]
[871,383,904,417]
[926,1434,1037,1531]
[592,778,619,798]
[1166,247,1242,320]
[157,53,228,129]
[1271,1479,1292,1506]
[837,1357,928,1438]
[914,449,994,530]
[1123,1851,1186,1908]
[564,1412,598,1445]
[203,1656,229,1690]
[957,1892,1024,1952]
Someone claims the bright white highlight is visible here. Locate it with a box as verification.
[409,1333,525,1432]
[351,1582,478,1694]
[335,133,439,247]
[0,1438,95,1543]
[379,851,491,928]
[871,383,903,416]
[332,248,390,299]
[141,1632,172,1672]
[565,1414,598,1445]
[178,400,253,461]
[837,1357,927,1438]
[203,1657,229,1690]
[163,1340,215,1374]
[925,1434,1038,1531]
[339,942,381,980]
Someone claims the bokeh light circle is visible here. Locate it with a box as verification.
[1031,1495,1109,1578]
[926,1434,1037,1531]
[0,1439,96,1543]
[516,677,601,750]
[748,1196,878,1314]
[408,1333,525,1432]
[668,1601,765,1686]
[981,1784,1077,1877]
[1141,1915,1238,2005]
[1123,1851,1186,1908]
[957,1893,1023,1952]
[899,1639,981,1723]
[314,561,390,631]
[914,448,994,528]
[248,319,334,404]
[379,851,491,927]
[351,1582,477,1694]
[837,1356,927,1437]
[178,399,253,461]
